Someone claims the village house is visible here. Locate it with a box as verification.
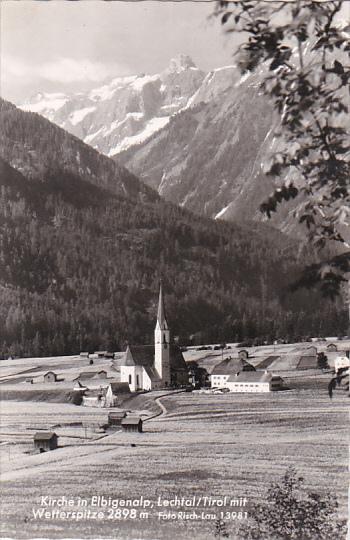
[210,357,255,389]
[81,387,107,408]
[33,432,58,452]
[119,285,188,391]
[225,371,284,393]
[105,382,130,407]
[121,416,143,433]
[44,371,57,383]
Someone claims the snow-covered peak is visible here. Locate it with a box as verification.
[18,56,236,157]
[166,54,197,74]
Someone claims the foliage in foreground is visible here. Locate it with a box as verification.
[239,467,346,540]
[215,0,350,297]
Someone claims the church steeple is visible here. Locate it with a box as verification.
[156,282,168,331]
[154,282,170,384]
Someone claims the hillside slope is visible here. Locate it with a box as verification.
[0,101,346,357]
[20,58,289,230]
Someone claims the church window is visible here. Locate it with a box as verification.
[136,375,140,387]
[129,374,132,384]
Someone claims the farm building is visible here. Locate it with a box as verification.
[121,416,143,433]
[326,343,337,352]
[108,411,127,426]
[80,352,89,358]
[256,356,280,370]
[238,350,249,360]
[95,351,107,358]
[82,387,107,408]
[25,377,34,384]
[119,285,188,391]
[226,372,284,393]
[296,355,319,370]
[211,357,255,389]
[305,346,318,356]
[33,432,58,452]
[105,382,131,407]
[334,356,350,373]
[44,371,57,383]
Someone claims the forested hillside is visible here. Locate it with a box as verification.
[0,100,347,357]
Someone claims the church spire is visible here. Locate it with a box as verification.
[156,282,168,330]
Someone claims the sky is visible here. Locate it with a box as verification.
[0,0,237,103]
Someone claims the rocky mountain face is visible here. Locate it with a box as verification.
[20,55,206,157]
[20,55,298,233]
[1,99,345,356]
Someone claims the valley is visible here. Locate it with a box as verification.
[0,340,348,539]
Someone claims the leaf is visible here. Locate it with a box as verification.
[333,60,344,74]
[221,12,232,25]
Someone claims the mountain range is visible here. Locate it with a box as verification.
[21,55,294,231]
[1,97,346,357]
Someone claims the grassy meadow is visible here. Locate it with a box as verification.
[0,381,348,540]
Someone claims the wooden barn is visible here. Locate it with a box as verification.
[121,416,143,433]
[238,349,249,360]
[108,411,127,427]
[33,432,58,452]
[44,371,57,383]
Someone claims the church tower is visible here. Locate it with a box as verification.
[154,283,171,385]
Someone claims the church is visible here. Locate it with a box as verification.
[119,285,188,391]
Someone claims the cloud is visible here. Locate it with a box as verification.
[2,55,124,85]
[39,58,116,83]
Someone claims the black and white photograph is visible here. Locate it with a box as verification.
[0,1,349,539]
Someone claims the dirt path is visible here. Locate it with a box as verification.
[144,390,185,422]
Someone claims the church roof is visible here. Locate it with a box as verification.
[169,344,188,372]
[212,357,256,375]
[120,344,187,372]
[144,365,162,382]
[126,345,155,367]
[156,283,168,330]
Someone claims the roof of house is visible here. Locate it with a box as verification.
[256,356,280,369]
[108,382,131,394]
[212,357,256,375]
[34,431,57,441]
[74,371,107,381]
[121,416,142,425]
[297,356,318,369]
[227,372,274,383]
[84,387,107,398]
[108,411,127,419]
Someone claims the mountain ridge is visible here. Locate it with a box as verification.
[19,55,294,232]
[1,99,346,357]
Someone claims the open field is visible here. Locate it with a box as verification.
[0,381,348,540]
